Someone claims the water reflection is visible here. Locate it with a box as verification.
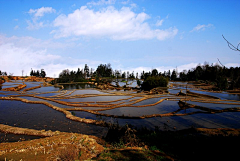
[62,83,95,90]
[0,100,108,137]
[1,81,240,137]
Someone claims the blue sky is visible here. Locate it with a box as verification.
[0,0,239,77]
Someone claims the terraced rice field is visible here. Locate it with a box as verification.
[1,81,240,136]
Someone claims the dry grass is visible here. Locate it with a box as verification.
[53,144,81,161]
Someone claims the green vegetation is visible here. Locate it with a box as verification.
[141,76,169,91]
[57,63,113,83]
[30,69,46,78]
[96,63,113,78]
[0,70,7,76]
[2,61,240,91]
[57,68,88,83]
[178,62,240,90]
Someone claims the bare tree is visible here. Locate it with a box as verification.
[222,35,240,52]
[217,58,225,67]
[219,35,240,67]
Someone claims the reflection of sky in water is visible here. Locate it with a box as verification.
[99,100,179,116]
[1,81,240,133]
[36,93,59,97]
[190,90,240,101]
[187,101,240,110]
[1,81,42,90]
[60,96,132,102]
[62,83,95,90]
[0,100,108,137]
[111,79,138,87]
[132,97,166,106]
[70,89,108,95]
[19,82,42,91]
[19,96,71,109]
[27,86,60,93]
[1,82,23,89]
[170,81,240,101]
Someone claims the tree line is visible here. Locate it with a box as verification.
[1,61,240,91]
[0,70,7,76]
[57,62,240,91]
[57,63,142,83]
[176,62,240,90]
[30,69,46,78]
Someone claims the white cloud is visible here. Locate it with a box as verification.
[0,35,101,77]
[156,19,164,27]
[14,25,19,30]
[87,0,116,6]
[177,63,198,72]
[190,24,214,32]
[156,15,168,27]
[0,35,74,49]
[121,0,130,5]
[53,6,178,41]
[27,7,56,30]
[26,20,44,30]
[130,3,137,8]
[155,28,178,40]
[28,7,56,18]
[225,63,240,68]
[0,42,60,76]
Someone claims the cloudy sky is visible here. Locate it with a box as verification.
[0,0,239,77]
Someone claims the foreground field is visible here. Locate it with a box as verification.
[1,124,239,161]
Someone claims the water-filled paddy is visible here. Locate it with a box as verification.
[187,101,240,110]
[99,100,180,116]
[69,89,108,95]
[1,81,240,138]
[190,90,240,101]
[0,100,107,137]
[62,83,95,90]
[27,86,60,93]
[60,95,132,103]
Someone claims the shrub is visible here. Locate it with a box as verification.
[55,144,80,161]
[141,76,168,91]
[216,76,228,90]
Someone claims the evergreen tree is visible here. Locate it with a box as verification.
[84,64,89,78]
[30,69,33,76]
[96,63,112,77]
[122,72,126,78]
[151,69,158,76]
[40,69,46,78]
[171,70,177,81]
[36,70,40,77]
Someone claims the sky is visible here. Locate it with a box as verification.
[0,0,239,77]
